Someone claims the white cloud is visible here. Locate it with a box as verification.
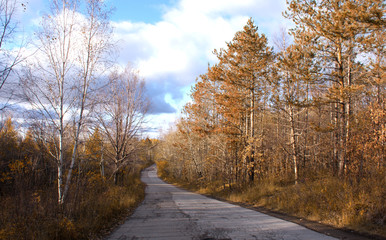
[112,3,251,79]
[113,0,288,77]
[110,0,289,136]
[144,112,180,138]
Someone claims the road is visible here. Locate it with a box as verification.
[107,165,337,240]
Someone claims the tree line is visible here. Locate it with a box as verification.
[158,0,384,187]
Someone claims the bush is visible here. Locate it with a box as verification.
[0,171,146,240]
[156,160,169,179]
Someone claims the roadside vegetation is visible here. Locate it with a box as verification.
[1,168,146,240]
[0,117,157,239]
[157,161,385,237]
[156,0,385,238]
[0,0,155,239]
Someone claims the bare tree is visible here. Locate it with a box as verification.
[0,0,24,110]
[62,0,113,204]
[21,0,113,205]
[96,65,148,184]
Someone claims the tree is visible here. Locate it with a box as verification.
[62,0,113,204]
[284,0,384,175]
[273,27,320,183]
[360,10,385,172]
[168,19,275,185]
[213,18,274,181]
[84,127,104,177]
[95,65,148,184]
[0,116,19,184]
[21,0,113,205]
[0,0,24,110]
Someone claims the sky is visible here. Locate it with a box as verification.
[16,0,291,138]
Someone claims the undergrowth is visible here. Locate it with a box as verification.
[0,170,146,240]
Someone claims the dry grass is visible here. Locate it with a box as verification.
[157,162,386,238]
[228,174,386,237]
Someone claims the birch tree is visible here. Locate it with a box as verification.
[63,0,113,204]
[21,0,113,205]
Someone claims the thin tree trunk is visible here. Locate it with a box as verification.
[58,57,65,205]
[345,53,352,174]
[289,105,298,184]
[248,88,255,182]
[100,143,105,179]
[303,81,309,169]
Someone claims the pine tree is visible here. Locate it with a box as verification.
[274,33,318,183]
[213,18,274,181]
[284,0,384,175]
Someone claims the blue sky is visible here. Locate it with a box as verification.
[107,0,175,23]
[17,0,290,138]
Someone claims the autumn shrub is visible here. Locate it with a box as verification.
[72,172,145,239]
[0,169,146,240]
[156,160,171,180]
[194,179,224,195]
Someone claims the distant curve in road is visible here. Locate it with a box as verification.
[107,165,337,240]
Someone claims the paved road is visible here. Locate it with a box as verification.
[107,165,336,240]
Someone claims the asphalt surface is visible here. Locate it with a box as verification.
[107,165,337,240]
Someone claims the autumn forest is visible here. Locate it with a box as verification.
[156,0,385,237]
[0,0,385,239]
